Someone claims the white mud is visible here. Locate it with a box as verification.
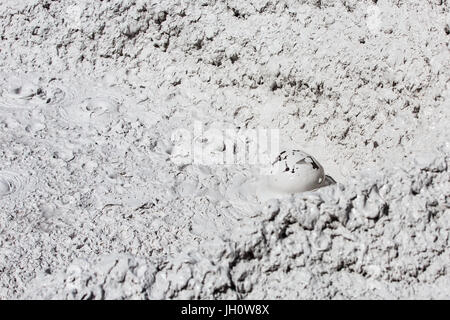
[0,0,449,299]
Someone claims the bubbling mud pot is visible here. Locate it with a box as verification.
[251,149,336,201]
[0,0,449,300]
[267,150,327,194]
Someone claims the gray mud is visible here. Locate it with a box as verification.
[0,0,449,299]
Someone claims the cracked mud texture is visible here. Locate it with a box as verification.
[0,0,449,299]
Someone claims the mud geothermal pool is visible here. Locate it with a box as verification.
[0,0,449,299]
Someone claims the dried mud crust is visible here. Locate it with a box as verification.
[0,0,449,299]
[23,156,450,299]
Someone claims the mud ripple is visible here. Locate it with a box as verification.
[0,73,45,110]
[0,170,34,199]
